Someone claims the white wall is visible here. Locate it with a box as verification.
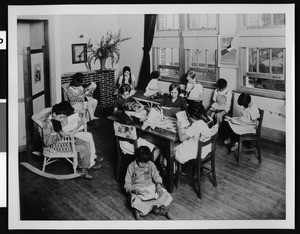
[59,14,119,73]
[117,15,144,85]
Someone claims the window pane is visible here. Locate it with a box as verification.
[261,14,272,27]
[207,14,216,28]
[273,14,285,26]
[158,14,179,30]
[207,50,216,73]
[188,14,198,29]
[272,48,284,75]
[259,48,270,73]
[246,77,285,92]
[248,48,258,72]
[247,14,259,27]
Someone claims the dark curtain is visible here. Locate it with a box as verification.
[137,14,157,90]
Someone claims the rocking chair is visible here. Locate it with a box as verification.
[21,107,81,179]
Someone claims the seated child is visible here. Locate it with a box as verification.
[219,92,260,151]
[67,72,99,122]
[113,83,132,116]
[207,78,232,126]
[117,98,161,163]
[175,112,218,166]
[43,101,102,179]
[143,70,163,99]
[124,146,173,220]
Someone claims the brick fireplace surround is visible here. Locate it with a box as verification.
[61,69,115,109]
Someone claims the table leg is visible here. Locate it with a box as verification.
[166,141,175,193]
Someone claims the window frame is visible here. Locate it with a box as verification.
[153,14,219,88]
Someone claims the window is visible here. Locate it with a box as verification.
[187,49,217,83]
[155,47,180,78]
[157,14,179,31]
[153,14,218,85]
[187,14,217,30]
[245,14,285,29]
[242,47,285,92]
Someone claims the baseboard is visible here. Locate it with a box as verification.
[261,127,285,145]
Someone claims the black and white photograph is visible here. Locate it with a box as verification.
[7,4,294,230]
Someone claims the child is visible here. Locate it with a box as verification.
[161,82,187,112]
[113,83,132,116]
[207,78,232,126]
[144,70,163,98]
[117,66,136,90]
[219,92,260,151]
[43,101,102,180]
[185,69,206,118]
[117,98,161,163]
[175,112,218,166]
[67,72,99,122]
[124,146,173,220]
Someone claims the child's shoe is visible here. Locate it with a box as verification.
[158,205,171,219]
[133,209,140,220]
[152,205,160,215]
[224,138,231,145]
[79,168,93,180]
[231,142,239,151]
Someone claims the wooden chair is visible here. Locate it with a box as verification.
[21,107,81,179]
[113,121,138,182]
[234,108,264,164]
[174,133,218,199]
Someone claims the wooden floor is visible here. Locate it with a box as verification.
[18,107,286,220]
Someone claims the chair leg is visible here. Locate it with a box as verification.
[42,157,47,172]
[116,157,121,182]
[237,139,242,164]
[175,163,181,188]
[196,164,202,199]
[211,160,217,187]
[257,140,262,162]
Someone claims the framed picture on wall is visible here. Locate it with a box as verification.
[71,43,87,64]
[218,35,238,68]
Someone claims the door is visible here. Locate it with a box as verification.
[18,20,50,155]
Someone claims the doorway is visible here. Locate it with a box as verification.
[17,20,50,155]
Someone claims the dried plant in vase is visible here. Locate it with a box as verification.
[85,30,131,70]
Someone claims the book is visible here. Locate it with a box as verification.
[62,112,84,133]
[51,119,62,133]
[176,111,190,129]
[84,82,97,95]
[141,107,161,130]
[162,106,181,118]
[137,184,159,201]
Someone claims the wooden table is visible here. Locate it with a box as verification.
[132,89,164,108]
[107,115,178,193]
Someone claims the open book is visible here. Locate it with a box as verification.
[137,184,160,201]
[62,112,84,133]
[141,107,161,130]
[84,82,97,95]
[176,111,190,129]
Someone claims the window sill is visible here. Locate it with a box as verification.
[159,76,216,90]
[235,87,285,100]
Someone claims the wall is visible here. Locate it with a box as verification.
[117,15,144,85]
[59,14,119,74]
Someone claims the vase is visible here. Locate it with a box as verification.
[100,58,107,70]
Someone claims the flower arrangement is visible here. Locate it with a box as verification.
[85,30,131,70]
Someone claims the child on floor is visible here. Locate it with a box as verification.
[219,92,260,151]
[124,146,173,220]
[43,101,102,179]
[207,78,232,126]
[144,70,163,99]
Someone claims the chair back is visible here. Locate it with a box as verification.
[61,83,70,102]
[197,133,218,160]
[256,108,264,137]
[31,107,53,137]
[113,121,137,140]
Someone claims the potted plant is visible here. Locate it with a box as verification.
[85,30,131,70]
